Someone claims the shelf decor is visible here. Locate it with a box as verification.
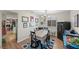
[30,16,34,22]
[22,16,29,22]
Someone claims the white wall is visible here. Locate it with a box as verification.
[2,11,18,20]
[0,11,2,48]
[49,11,71,22]
[17,11,39,42]
[70,10,79,34]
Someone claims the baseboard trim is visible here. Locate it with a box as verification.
[17,35,30,43]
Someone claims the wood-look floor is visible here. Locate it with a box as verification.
[19,36,64,49]
[52,37,64,49]
[2,41,22,49]
[2,36,64,49]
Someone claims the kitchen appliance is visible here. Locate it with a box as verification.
[57,22,71,41]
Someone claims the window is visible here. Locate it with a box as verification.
[51,20,56,26]
[48,20,51,26]
[47,20,56,26]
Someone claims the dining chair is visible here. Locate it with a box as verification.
[45,30,54,49]
[45,30,50,42]
[40,30,50,49]
[30,31,42,48]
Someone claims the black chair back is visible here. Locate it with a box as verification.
[30,31,39,48]
[46,30,50,42]
[30,31,36,40]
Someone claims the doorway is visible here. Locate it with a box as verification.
[2,11,18,48]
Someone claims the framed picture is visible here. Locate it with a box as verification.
[29,23,34,27]
[74,14,79,27]
[22,16,29,22]
[30,16,34,22]
[47,20,51,26]
[35,18,39,23]
[78,14,79,27]
[23,22,28,28]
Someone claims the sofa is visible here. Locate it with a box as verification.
[63,30,79,49]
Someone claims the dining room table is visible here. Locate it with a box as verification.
[35,30,48,43]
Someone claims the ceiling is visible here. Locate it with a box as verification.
[31,10,68,15]
[4,10,69,15]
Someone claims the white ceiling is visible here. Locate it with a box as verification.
[5,10,69,15]
[32,10,63,14]
[31,10,70,15]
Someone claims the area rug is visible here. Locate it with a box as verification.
[22,39,54,49]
